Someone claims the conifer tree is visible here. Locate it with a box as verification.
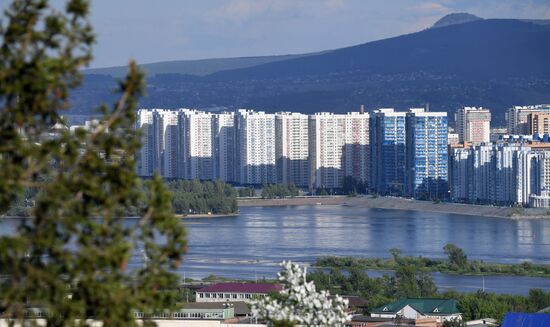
[0,1,186,325]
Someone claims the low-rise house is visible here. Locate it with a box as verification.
[195,283,282,303]
[370,298,462,324]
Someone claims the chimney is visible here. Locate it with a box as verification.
[360,104,365,114]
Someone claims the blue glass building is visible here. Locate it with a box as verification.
[369,108,407,195]
[405,109,449,199]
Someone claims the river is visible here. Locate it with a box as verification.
[2,205,550,295]
[177,205,550,295]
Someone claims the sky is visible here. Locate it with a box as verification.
[1,0,550,68]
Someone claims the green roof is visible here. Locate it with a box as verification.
[371,298,460,315]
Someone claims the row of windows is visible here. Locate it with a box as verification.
[134,311,224,319]
[197,292,263,299]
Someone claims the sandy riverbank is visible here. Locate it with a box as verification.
[238,196,550,219]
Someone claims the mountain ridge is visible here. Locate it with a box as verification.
[431,13,483,29]
[72,16,550,124]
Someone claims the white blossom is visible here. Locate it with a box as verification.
[251,261,351,326]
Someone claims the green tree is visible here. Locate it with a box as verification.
[444,243,468,269]
[389,248,402,262]
[0,0,186,325]
[417,270,437,297]
[394,265,421,298]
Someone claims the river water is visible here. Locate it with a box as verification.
[2,205,550,295]
[178,205,550,295]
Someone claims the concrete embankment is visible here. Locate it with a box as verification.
[238,196,550,219]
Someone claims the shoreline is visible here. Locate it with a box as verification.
[237,196,550,219]
[5,197,549,220]
[175,213,239,219]
[1,213,240,219]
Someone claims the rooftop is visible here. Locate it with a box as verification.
[501,313,550,327]
[371,298,460,315]
[196,282,282,294]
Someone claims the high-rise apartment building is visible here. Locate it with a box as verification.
[450,143,550,206]
[343,112,370,186]
[507,105,550,135]
[369,108,406,195]
[137,108,179,177]
[405,109,448,199]
[156,109,180,178]
[530,151,550,207]
[136,109,155,177]
[275,112,310,187]
[309,113,346,190]
[528,112,550,135]
[455,107,491,144]
[449,146,471,201]
[212,112,236,183]
[178,110,213,180]
[235,109,277,185]
[308,112,370,190]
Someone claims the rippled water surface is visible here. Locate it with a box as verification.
[2,205,550,294]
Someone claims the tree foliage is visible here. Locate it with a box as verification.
[261,184,299,199]
[0,0,186,325]
[237,187,256,197]
[166,179,237,215]
[444,243,468,269]
[315,246,550,278]
[341,176,368,196]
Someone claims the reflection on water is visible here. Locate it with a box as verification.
[180,205,550,294]
[2,205,550,295]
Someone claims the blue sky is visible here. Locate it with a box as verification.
[1,0,550,68]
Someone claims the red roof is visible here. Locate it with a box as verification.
[197,283,283,294]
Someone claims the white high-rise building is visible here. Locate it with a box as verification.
[309,113,346,190]
[155,109,180,178]
[275,112,310,187]
[530,151,550,207]
[450,143,550,206]
[309,112,371,190]
[212,112,236,183]
[179,110,213,180]
[455,107,491,144]
[235,109,277,185]
[136,108,179,178]
[136,109,155,176]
